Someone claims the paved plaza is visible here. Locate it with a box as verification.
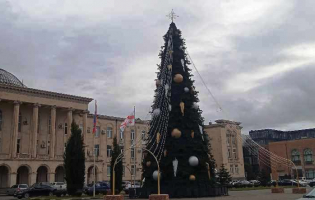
[0,188,313,200]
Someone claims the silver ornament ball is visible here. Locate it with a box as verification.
[153,170,161,181]
[192,103,199,109]
[189,156,199,167]
[184,87,189,92]
[152,108,160,117]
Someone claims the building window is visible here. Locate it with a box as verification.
[107,145,112,157]
[228,149,231,158]
[107,127,112,138]
[0,110,2,131]
[304,148,313,163]
[226,137,230,146]
[142,130,146,140]
[121,146,124,153]
[18,112,22,132]
[230,165,234,174]
[47,141,50,155]
[232,136,236,145]
[306,169,315,179]
[131,129,135,140]
[291,149,300,161]
[17,139,20,154]
[95,145,100,156]
[48,116,51,134]
[131,165,136,176]
[64,123,68,135]
[107,165,111,177]
[235,165,239,174]
[233,149,237,159]
[120,130,124,139]
[122,165,125,177]
[95,126,100,137]
[131,147,135,159]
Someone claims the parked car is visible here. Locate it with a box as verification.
[309,180,315,187]
[278,179,297,186]
[51,182,67,196]
[16,183,57,199]
[124,182,141,194]
[249,180,261,187]
[84,182,110,196]
[296,188,315,200]
[6,184,28,196]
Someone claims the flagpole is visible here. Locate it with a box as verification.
[93,100,96,197]
[133,106,136,195]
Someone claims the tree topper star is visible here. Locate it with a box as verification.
[167,9,179,22]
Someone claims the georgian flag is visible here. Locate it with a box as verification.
[120,111,135,132]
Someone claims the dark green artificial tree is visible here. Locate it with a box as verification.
[258,169,270,186]
[142,22,216,197]
[64,122,85,196]
[110,137,123,194]
[217,164,232,186]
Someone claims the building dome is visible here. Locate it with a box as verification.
[0,69,26,87]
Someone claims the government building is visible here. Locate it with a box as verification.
[0,69,245,190]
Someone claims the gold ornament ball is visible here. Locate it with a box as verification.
[171,128,181,138]
[173,74,183,83]
[189,175,196,181]
[146,161,151,167]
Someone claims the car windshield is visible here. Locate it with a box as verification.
[57,183,64,185]
[306,189,315,197]
[11,185,18,188]
[19,185,28,188]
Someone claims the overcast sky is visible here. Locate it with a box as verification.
[1,0,315,134]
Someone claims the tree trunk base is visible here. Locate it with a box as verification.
[271,188,284,193]
[292,188,306,194]
[104,195,124,200]
[149,194,170,200]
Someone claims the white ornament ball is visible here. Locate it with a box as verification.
[184,87,189,92]
[189,156,199,167]
[165,84,169,91]
[192,103,199,110]
[152,108,160,117]
[168,105,172,112]
[153,170,161,181]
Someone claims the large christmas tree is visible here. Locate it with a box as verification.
[142,21,216,197]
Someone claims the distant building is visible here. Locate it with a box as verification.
[243,128,315,180]
[205,120,245,180]
[249,129,315,145]
[269,138,315,180]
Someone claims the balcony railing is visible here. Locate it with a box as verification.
[305,160,313,165]
[18,153,30,159]
[292,160,301,165]
[37,154,49,160]
[0,153,9,159]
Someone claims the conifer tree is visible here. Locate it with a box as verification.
[217,164,232,186]
[142,22,216,197]
[110,137,123,194]
[64,122,85,196]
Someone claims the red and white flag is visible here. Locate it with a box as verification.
[120,111,135,132]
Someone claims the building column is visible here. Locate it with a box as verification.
[67,108,73,136]
[83,110,88,157]
[11,101,20,158]
[30,172,37,185]
[10,172,17,187]
[49,172,55,183]
[32,103,40,158]
[50,106,56,159]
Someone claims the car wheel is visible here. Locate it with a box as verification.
[49,191,54,196]
[24,193,30,198]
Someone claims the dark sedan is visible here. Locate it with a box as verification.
[310,180,315,187]
[16,183,57,199]
[84,182,110,196]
